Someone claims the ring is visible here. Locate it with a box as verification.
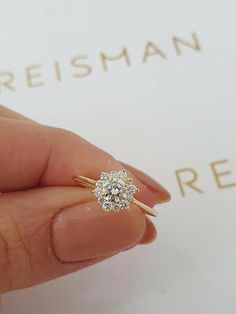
[72,169,157,217]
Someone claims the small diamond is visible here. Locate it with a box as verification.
[100,172,110,180]
[92,170,138,212]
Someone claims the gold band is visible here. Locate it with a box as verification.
[72,174,157,217]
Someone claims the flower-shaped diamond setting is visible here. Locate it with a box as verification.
[92,170,139,212]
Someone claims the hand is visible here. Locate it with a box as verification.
[0,105,170,293]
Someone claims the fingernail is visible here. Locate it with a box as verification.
[51,201,146,262]
[139,218,157,244]
[121,162,171,203]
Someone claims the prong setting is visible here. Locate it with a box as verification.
[92,169,139,212]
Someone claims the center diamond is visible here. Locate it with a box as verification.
[92,170,139,212]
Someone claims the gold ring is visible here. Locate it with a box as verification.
[72,169,157,217]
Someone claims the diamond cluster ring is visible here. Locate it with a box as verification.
[72,169,157,217]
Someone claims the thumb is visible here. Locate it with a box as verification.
[0,186,146,292]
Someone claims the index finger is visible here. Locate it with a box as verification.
[0,117,119,189]
[0,116,167,208]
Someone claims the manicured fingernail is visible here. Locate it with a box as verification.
[51,201,146,262]
[121,162,171,203]
[139,218,157,244]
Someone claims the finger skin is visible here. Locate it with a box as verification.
[0,118,163,208]
[0,186,146,292]
[0,105,170,292]
[0,105,169,211]
[0,106,159,247]
[0,117,111,191]
[140,218,157,244]
[0,106,170,206]
[0,107,160,242]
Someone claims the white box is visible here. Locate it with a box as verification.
[1,1,236,313]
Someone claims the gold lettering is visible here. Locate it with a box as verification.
[71,55,92,77]
[210,159,236,189]
[175,168,204,197]
[0,72,15,93]
[142,42,166,63]
[26,64,44,88]
[100,48,130,72]
[54,61,62,81]
[172,32,201,56]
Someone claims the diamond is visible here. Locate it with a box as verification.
[92,170,139,212]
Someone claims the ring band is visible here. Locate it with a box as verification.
[72,169,157,217]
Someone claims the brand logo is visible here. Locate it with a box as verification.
[175,159,236,197]
[0,32,201,94]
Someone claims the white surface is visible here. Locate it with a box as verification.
[0,1,236,313]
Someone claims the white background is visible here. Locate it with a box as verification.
[0,1,236,313]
